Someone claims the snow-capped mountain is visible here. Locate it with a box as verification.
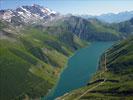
[0,4,59,24]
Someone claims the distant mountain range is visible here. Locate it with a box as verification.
[1,4,133,25]
[0,5,121,41]
[0,5,133,42]
[79,11,133,23]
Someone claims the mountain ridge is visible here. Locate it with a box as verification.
[0,4,59,25]
[79,11,133,23]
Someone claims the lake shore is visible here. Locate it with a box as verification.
[44,42,114,100]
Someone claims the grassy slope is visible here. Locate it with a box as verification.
[59,36,133,100]
[0,21,87,100]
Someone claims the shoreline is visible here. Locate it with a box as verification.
[44,41,114,100]
[44,43,90,99]
[54,42,115,100]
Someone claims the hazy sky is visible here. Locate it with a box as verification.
[0,0,133,15]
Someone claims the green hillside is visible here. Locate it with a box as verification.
[0,21,87,100]
[58,36,133,100]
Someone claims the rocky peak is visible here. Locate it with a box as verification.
[0,4,58,24]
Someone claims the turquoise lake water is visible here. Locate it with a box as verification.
[44,42,114,100]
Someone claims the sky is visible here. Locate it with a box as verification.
[0,0,133,15]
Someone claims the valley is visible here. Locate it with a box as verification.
[0,3,133,100]
[44,42,114,100]
[58,37,133,100]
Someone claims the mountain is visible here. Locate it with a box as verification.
[0,17,86,99]
[0,5,126,41]
[115,17,133,36]
[58,36,133,100]
[42,16,121,41]
[80,11,133,23]
[0,4,59,25]
[106,17,133,37]
[1,5,132,41]
[0,4,133,100]
[34,15,133,41]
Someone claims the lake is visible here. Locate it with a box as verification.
[44,42,114,100]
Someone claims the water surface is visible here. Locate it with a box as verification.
[45,42,114,100]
